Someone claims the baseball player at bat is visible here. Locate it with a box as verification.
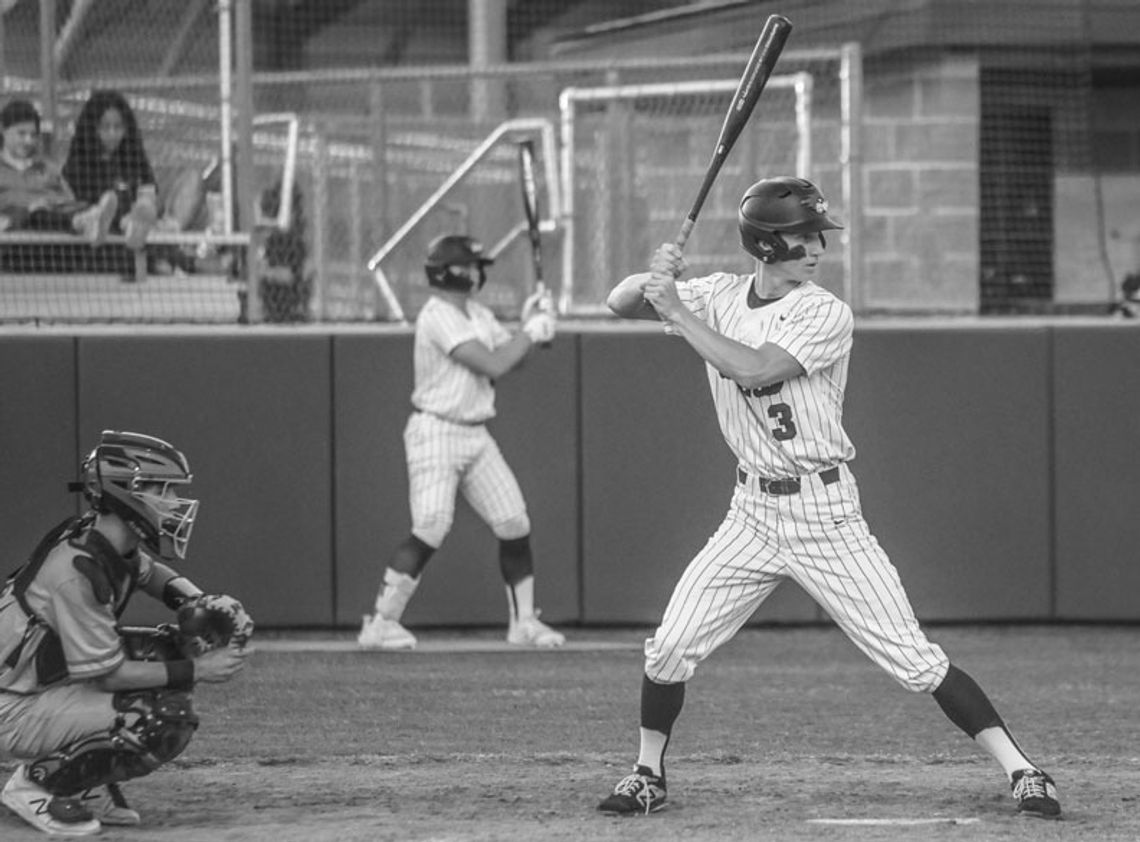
[0,431,253,836]
[358,234,564,650]
[597,177,1061,819]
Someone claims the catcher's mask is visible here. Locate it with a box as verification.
[72,430,199,561]
[425,234,494,292]
[738,176,844,264]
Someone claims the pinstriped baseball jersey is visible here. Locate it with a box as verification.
[412,295,512,424]
[676,273,855,478]
[644,272,950,694]
[402,292,530,548]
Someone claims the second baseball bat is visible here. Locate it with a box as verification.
[517,139,545,295]
[674,14,793,250]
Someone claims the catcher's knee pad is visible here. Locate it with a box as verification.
[27,690,199,796]
[490,512,530,542]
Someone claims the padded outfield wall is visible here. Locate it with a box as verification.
[0,322,1136,628]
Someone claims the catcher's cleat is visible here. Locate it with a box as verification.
[597,765,667,816]
[1,765,101,836]
[1011,768,1062,819]
[507,612,565,647]
[80,783,140,826]
[357,614,417,650]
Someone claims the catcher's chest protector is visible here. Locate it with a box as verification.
[0,517,139,691]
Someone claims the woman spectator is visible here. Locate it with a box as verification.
[63,90,204,259]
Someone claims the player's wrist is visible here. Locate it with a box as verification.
[164,659,195,690]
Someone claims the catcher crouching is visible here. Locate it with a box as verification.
[0,431,253,836]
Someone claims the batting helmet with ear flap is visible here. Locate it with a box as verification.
[425,234,494,292]
[74,431,199,560]
[738,176,844,263]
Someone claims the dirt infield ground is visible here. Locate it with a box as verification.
[2,624,1137,841]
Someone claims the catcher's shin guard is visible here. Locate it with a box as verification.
[27,690,199,796]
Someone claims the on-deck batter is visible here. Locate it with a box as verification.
[358,234,565,650]
[597,176,1061,820]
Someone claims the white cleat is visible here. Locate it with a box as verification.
[357,614,417,650]
[507,612,566,648]
[1,765,102,836]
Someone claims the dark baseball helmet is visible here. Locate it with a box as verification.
[425,234,494,291]
[738,176,843,263]
[74,430,198,560]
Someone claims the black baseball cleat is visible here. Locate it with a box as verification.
[1011,768,1062,819]
[597,765,667,815]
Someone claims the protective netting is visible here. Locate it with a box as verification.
[0,1,1132,322]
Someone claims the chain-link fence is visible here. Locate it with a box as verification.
[0,0,1134,324]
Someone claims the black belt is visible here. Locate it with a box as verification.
[736,465,841,495]
[415,409,485,427]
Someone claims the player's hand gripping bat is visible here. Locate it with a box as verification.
[518,139,553,347]
[673,14,793,251]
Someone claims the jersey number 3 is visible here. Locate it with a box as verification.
[767,403,797,440]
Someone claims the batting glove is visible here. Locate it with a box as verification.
[522,313,555,344]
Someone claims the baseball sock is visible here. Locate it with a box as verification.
[932,664,1036,777]
[505,575,536,621]
[975,726,1039,779]
[638,675,685,778]
[374,567,419,622]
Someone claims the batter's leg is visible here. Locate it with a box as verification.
[789,491,1060,818]
[637,508,782,772]
[458,435,562,643]
[371,535,435,622]
[636,675,685,778]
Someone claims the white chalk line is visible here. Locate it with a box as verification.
[806,817,982,826]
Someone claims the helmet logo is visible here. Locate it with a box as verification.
[808,196,828,215]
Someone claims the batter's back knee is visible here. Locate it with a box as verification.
[892,659,950,694]
[490,513,530,542]
[27,689,199,796]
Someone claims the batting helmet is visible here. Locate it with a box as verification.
[73,431,198,560]
[425,234,494,292]
[738,176,843,263]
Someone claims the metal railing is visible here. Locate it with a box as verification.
[365,116,560,323]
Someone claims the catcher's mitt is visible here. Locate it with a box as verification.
[176,594,255,655]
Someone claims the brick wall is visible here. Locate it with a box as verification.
[862,54,980,313]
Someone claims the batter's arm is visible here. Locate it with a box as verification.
[450,333,534,379]
[644,276,803,387]
[607,272,663,321]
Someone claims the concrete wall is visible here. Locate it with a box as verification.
[1,324,1136,629]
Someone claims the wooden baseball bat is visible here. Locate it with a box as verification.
[674,14,793,250]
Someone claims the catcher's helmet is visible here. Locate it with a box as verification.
[74,430,199,560]
[738,176,843,263]
[425,234,494,292]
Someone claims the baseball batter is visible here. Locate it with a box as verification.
[597,177,1061,819]
[358,234,565,650]
[0,431,252,836]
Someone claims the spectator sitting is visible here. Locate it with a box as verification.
[63,90,205,267]
[0,98,117,247]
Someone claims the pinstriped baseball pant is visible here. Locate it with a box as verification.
[644,463,950,691]
[404,412,530,547]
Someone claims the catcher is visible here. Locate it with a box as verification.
[0,430,253,836]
